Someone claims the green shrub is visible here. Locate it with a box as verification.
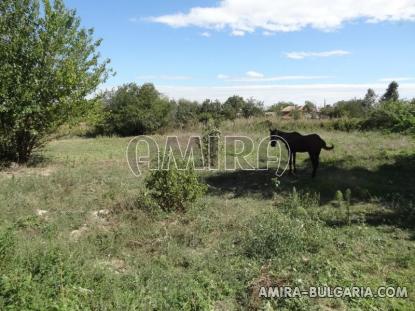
[97,83,173,136]
[331,118,363,132]
[145,166,207,212]
[361,100,415,133]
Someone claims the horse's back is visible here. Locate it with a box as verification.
[286,131,303,140]
[280,131,326,152]
[304,134,325,150]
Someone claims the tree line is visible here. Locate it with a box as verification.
[93,83,266,136]
[93,81,414,136]
[319,82,415,133]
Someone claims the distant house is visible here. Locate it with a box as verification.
[281,105,304,119]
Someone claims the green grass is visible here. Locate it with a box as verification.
[0,127,414,310]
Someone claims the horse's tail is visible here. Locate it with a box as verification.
[322,141,334,150]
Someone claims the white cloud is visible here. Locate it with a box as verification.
[379,77,415,82]
[137,75,192,81]
[129,17,138,23]
[245,71,264,78]
[149,0,415,35]
[232,75,331,82]
[231,30,245,36]
[262,31,275,36]
[157,83,415,105]
[200,31,211,37]
[285,50,351,60]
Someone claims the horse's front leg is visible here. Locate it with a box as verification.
[288,150,293,174]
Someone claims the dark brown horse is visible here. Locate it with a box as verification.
[270,129,334,178]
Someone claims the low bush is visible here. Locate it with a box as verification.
[330,118,363,132]
[145,166,207,212]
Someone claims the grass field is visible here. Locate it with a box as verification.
[1,125,414,310]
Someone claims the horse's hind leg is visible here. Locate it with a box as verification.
[308,153,318,178]
[293,152,297,174]
[288,152,293,174]
[311,153,320,178]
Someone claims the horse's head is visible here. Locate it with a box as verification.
[269,128,280,147]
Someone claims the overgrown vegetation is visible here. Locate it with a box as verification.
[0,127,414,309]
[1,2,414,310]
[362,99,415,133]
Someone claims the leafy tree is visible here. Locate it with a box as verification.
[331,99,366,118]
[198,99,223,124]
[175,99,199,128]
[0,0,110,163]
[303,101,317,113]
[363,88,377,109]
[222,95,245,120]
[319,105,335,118]
[292,108,302,120]
[381,81,399,102]
[101,83,171,136]
[241,98,264,118]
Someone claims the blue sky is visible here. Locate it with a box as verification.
[65,0,415,105]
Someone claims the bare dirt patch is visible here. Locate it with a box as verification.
[1,164,57,178]
[69,209,115,241]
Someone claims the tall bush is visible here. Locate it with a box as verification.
[362,100,415,133]
[99,83,172,136]
[0,0,110,163]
